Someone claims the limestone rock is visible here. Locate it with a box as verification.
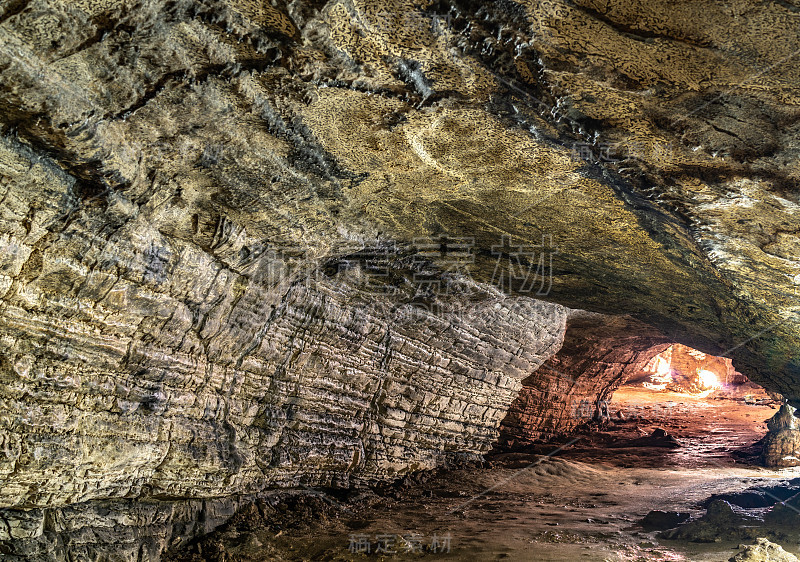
[641,510,691,531]
[1,0,800,558]
[763,405,800,468]
[0,495,255,561]
[662,500,763,543]
[499,313,670,445]
[767,405,800,433]
[730,538,800,562]
[703,480,800,510]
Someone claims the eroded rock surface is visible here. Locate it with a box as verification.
[1,0,800,559]
[763,404,800,468]
[499,311,670,444]
[664,481,800,548]
[730,538,800,562]
[0,496,249,560]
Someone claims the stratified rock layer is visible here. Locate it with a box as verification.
[499,312,671,444]
[0,496,249,560]
[0,185,568,505]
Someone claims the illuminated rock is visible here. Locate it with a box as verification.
[730,538,800,562]
[763,405,800,468]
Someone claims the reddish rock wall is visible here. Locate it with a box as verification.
[499,312,671,446]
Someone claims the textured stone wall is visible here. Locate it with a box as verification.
[0,0,797,398]
[0,496,249,560]
[2,0,800,559]
[0,136,568,500]
[763,404,800,468]
[0,130,568,552]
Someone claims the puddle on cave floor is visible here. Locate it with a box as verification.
[167,388,800,561]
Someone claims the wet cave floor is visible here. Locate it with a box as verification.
[168,391,800,562]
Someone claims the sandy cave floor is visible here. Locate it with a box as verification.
[168,390,800,561]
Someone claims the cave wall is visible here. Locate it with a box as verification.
[0,496,249,560]
[0,137,567,539]
[0,220,566,508]
[1,0,800,559]
[0,132,567,553]
[0,0,797,397]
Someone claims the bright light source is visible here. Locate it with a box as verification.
[697,369,720,391]
[643,353,673,391]
[653,356,671,377]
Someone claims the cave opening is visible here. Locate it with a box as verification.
[492,336,784,465]
[562,343,782,470]
[157,334,800,562]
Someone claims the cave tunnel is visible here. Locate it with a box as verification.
[497,333,784,470]
[2,0,800,561]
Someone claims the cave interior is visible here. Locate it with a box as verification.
[1,0,800,560]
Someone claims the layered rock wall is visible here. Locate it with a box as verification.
[0,496,248,560]
[0,131,567,553]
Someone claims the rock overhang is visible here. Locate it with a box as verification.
[1,0,800,557]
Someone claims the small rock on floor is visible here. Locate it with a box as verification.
[640,510,691,531]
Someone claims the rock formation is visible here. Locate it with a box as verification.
[499,311,671,445]
[763,404,800,468]
[730,538,800,562]
[1,0,799,559]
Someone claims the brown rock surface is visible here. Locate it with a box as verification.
[499,311,671,444]
[763,404,800,468]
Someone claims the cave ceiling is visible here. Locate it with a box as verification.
[0,1,799,412]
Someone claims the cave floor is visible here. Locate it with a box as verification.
[558,386,778,469]
[171,393,800,561]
